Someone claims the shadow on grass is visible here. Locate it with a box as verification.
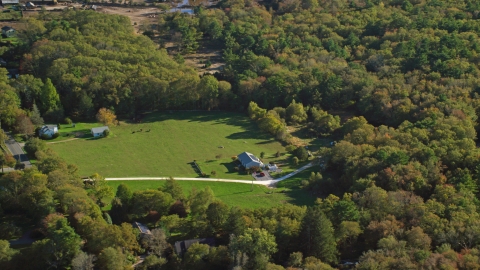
[137,111,276,141]
[284,189,316,206]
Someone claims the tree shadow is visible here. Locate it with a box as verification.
[187,162,202,176]
[283,189,316,206]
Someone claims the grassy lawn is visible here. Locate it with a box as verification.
[276,166,319,189]
[49,111,289,178]
[107,180,316,209]
[46,122,100,142]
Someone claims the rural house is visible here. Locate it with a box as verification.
[1,26,15,38]
[38,125,58,138]
[91,126,109,138]
[237,151,264,169]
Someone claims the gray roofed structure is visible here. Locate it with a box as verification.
[1,0,19,4]
[91,126,110,138]
[91,126,109,134]
[237,151,264,169]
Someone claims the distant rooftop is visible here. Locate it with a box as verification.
[132,222,151,235]
[91,126,109,133]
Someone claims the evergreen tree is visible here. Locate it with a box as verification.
[159,177,185,201]
[39,78,60,114]
[299,206,338,264]
[30,103,44,126]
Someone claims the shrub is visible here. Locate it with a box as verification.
[286,145,296,152]
[64,117,72,124]
[0,223,21,239]
[292,156,299,165]
[52,133,60,139]
[215,154,222,159]
[231,156,238,161]
[294,147,308,161]
[57,123,61,129]
[103,129,110,137]
[24,137,47,157]
[201,172,207,177]
[260,152,265,159]
[40,134,50,140]
[211,170,217,176]
[275,151,281,157]
[15,162,25,170]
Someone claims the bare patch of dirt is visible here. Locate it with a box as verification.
[97,6,161,33]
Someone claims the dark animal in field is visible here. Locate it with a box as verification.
[132,131,135,134]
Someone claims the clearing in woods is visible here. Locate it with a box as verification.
[49,111,294,179]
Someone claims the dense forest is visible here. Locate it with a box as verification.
[2,0,480,269]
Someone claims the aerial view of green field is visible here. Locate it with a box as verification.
[49,111,291,178]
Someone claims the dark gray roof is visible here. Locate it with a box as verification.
[45,125,57,129]
[1,26,14,31]
[174,238,215,257]
[91,126,109,133]
[237,151,261,165]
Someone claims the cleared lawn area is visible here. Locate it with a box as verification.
[46,122,99,142]
[107,180,316,209]
[49,111,288,178]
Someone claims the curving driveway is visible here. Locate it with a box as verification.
[4,133,32,169]
[105,163,314,186]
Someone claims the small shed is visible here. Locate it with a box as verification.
[91,126,109,138]
[1,26,16,38]
[174,238,215,257]
[237,151,264,169]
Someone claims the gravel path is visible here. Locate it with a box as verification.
[106,163,314,186]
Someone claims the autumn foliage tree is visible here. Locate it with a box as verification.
[96,108,117,126]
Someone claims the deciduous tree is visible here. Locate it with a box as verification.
[96,108,117,126]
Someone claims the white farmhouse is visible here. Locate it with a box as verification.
[38,125,58,138]
[91,126,109,138]
[237,151,264,169]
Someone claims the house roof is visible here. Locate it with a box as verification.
[237,151,261,165]
[1,26,14,31]
[43,125,57,130]
[132,222,151,235]
[174,238,215,257]
[91,126,109,133]
[1,0,19,4]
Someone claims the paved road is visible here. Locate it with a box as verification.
[106,162,315,186]
[5,133,32,168]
